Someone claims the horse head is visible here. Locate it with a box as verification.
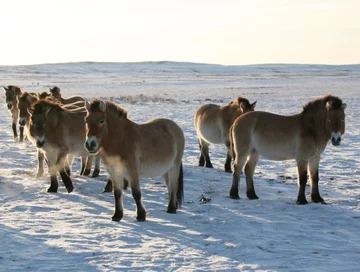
[326,98,346,146]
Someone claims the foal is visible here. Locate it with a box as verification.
[85,100,184,221]
[3,85,23,141]
[230,95,346,204]
[194,96,256,172]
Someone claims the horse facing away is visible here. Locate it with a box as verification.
[3,85,24,141]
[194,96,256,172]
[49,86,85,104]
[229,95,346,204]
[28,99,96,193]
[85,100,184,222]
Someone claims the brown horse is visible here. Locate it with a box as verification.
[18,92,101,178]
[85,100,184,221]
[49,86,85,104]
[28,99,95,193]
[3,85,24,141]
[194,96,256,172]
[229,95,346,204]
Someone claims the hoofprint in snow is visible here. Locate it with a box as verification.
[0,62,359,271]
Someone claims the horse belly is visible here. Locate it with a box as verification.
[198,123,223,144]
[253,137,296,161]
[139,160,174,178]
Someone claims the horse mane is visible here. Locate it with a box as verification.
[229,96,251,108]
[31,98,65,113]
[302,95,343,113]
[50,86,61,94]
[19,92,38,103]
[89,100,127,119]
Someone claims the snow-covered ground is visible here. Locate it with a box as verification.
[0,62,359,271]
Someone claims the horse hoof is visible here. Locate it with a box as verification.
[136,209,146,221]
[296,199,308,205]
[167,207,177,214]
[82,169,91,176]
[47,187,58,193]
[311,195,325,204]
[229,188,240,199]
[111,216,122,222]
[205,164,214,169]
[91,170,100,178]
[246,192,259,200]
[66,185,74,193]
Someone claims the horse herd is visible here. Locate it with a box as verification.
[3,85,346,221]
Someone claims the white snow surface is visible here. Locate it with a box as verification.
[0,62,359,271]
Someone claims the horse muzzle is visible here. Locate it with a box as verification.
[19,119,26,127]
[7,103,13,110]
[85,138,99,154]
[331,132,342,146]
[36,139,46,148]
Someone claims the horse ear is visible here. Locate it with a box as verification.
[250,101,257,110]
[341,103,347,110]
[85,101,91,111]
[3,86,8,92]
[326,101,332,110]
[99,101,106,112]
[15,87,22,96]
[27,108,34,116]
[240,102,247,112]
[45,106,52,116]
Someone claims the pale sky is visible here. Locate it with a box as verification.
[1,0,360,65]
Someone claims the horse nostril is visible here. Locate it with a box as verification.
[90,141,96,149]
[36,140,45,148]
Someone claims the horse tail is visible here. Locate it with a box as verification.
[177,163,184,208]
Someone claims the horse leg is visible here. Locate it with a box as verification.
[12,123,18,141]
[46,157,59,193]
[200,140,213,168]
[19,126,24,142]
[36,150,45,178]
[103,178,113,193]
[57,153,74,193]
[224,141,232,173]
[244,151,259,199]
[163,167,180,213]
[65,155,73,177]
[80,156,87,175]
[128,170,146,221]
[296,161,308,204]
[92,154,101,177]
[111,177,124,221]
[308,155,325,204]
[198,141,205,167]
[82,156,93,176]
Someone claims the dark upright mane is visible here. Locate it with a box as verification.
[89,100,127,119]
[229,96,251,107]
[31,99,64,113]
[19,92,37,102]
[302,95,343,113]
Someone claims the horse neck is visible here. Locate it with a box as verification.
[301,107,331,141]
[102,112,135,152]
[221,104,241,124]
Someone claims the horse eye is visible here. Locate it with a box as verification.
[341,118,345,122]
[99,119,105,125]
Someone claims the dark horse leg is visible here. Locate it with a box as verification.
[12,123,18,141]
[19,126,24,142]
[230,151,248,199]
[47,161,58,193]
[111,178,125,221]
[129,172,146,221]
[244,151,259,199]
[296,161,308,204]
[57,153,74,193]
[91,154,101,177]
[308,155,326,204]
[199,141,213,168]
[224,141,232,173]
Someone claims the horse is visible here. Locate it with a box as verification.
[19,92,101,178]
[49,86,85,104]
[84,100,184,221]
[3,85,24,141]
[194,96,256,172]
[229,95,346,205]
[27,99,96,193]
